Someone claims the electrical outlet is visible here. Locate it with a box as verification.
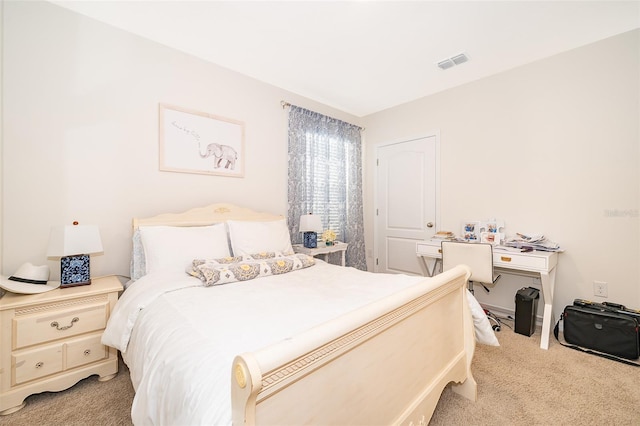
[594,281,608,298]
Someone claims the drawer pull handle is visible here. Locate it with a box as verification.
[35,362,43,369]
[51,317,79,331]
[501,256,512,262]
[438,249,442,253]
[84,349,91,356]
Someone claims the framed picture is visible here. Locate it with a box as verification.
[461,221,480,241]
[479,219,505,235]
[159,103,245,177]
[480,232,503,245]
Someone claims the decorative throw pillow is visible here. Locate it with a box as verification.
[189,253,315,287]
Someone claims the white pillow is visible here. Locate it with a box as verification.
[139,224,230,275]
[226,219,294,256]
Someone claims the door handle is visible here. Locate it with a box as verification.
[426,222,434,228]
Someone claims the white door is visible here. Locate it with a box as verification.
[375,135,438,274]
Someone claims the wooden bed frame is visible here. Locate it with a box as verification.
[133,203,477,425]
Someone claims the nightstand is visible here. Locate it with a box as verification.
[0,275,123,415]
[293,242,349,266]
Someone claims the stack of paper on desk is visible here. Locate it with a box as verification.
[504,233,563,252]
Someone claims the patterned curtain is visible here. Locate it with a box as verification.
[287,105,366,270]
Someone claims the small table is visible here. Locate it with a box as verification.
[0,275,123,414]
[293,242,349,266]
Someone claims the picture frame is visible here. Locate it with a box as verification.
[159,103,245,177]
[479,219,505,235]
[461,221,481,241]
[480,232,503,245]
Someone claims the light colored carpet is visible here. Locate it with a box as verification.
[431,323,639,425]
[1,323,638,425]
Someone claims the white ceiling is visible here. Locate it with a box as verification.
[51,1,640,117]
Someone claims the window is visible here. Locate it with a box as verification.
[302,132,347,237]
[287,105,366,269]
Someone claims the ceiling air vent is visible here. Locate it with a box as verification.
[436,52,470,70]
[437,59,455,70]
[451,53,469,65]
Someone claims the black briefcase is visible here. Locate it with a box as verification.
[557,299,640,362]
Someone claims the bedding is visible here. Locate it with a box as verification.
[109,204,490,424]
[103,259,496,425]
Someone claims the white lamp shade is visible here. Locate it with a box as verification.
[299,214,323,233]
[47,225,104,257]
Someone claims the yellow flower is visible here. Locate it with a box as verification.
[322,229,336,242]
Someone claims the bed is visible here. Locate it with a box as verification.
[102,203,495,425]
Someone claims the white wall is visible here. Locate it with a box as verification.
[363,29,640,318]
[3,2,638,322]
[1,1,361,279]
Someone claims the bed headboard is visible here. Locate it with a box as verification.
[132,203,283,231]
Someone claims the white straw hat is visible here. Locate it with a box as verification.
[0,263,60,294]
[9,262,50,284]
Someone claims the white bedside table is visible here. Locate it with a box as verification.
[293,242,349,266]
[0,275,123,415]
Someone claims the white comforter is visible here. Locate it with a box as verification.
[102,261,495,425]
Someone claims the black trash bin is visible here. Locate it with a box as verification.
[515,287,540,336]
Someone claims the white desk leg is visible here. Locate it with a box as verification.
[418,256,440,277]
[539,268,557,350]
[433,259,441,276]
[341,250,345,267]
[418,256,431,277]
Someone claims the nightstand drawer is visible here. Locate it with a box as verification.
[66,334,108,369]
[14,301,109,349]
[13,345,63,385]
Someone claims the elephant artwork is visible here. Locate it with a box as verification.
[199,142,238,170]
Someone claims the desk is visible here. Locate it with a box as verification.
[416,240,559,350]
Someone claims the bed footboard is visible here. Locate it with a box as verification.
[232,265,476,425]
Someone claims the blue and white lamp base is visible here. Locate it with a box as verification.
[60,254,92,287]
[303,232,318,248]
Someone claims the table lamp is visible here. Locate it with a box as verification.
[47,222,103,288]
[299,214,323,248]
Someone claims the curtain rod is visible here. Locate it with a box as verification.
[280,100,365,131]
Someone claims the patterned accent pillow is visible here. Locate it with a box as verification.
[130,230,146,281]
[187,256,246,280]
[187,252,287,280]
[191,256,245,267]
[190,253,316,287]
[249,251,282,260]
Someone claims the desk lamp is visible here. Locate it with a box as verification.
[299,214,323,248]
[47,222,103,288]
